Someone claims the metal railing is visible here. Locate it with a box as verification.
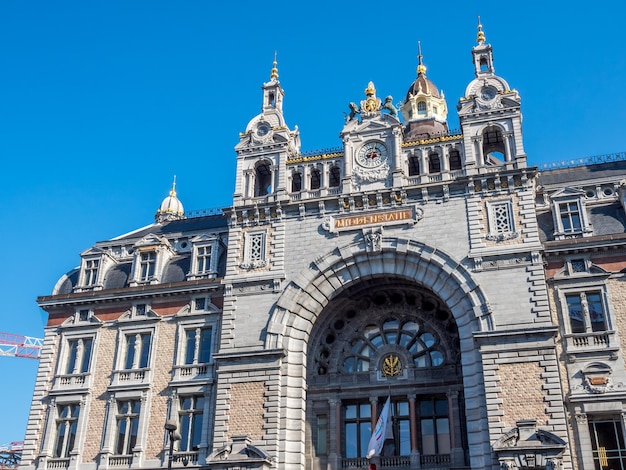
[540,151,626,170]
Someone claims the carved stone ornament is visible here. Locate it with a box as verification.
[353,161,391,188]
[486,231,520,242]
[363,227,383,253]
[493,419,566,470]
[208,435,272,470]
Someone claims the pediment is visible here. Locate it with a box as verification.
[208,435,271,469]
[60,313,103,327]
[191,233,218,244]
[550,187,585,199]
[117,307,160,323]
[134,233,170,248]
[80,246,107,257]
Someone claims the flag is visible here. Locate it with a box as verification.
[367,396,391,458]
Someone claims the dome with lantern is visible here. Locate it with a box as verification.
[155,178,186,223]
[400,43,449,141]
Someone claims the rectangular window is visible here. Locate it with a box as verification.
[392,401,411,456]
[590,417,626,470]
[419,398,450,456]
[115,400,141,455]
[179,395,204,451]
[196,246,212,274]
[123,333,151,370]
[139,252,156,281]
[249,233,264,263]
[491,202,514,234]
[344,402,371,458]
[566,291,607,334]
[54,403,80,458]
[184,328,212,365]
[316,415,328,455]
[559,201,582,233]
[66,338,93,374]
[84,259,99,286]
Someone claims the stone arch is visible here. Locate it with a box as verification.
[264,236,495,469]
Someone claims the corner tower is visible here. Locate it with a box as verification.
[233,57,301,206]
[457,20,526,169]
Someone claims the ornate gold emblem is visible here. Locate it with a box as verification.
[381,354,402,377]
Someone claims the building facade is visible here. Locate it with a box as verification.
[18,24,626,470]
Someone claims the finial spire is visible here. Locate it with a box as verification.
[270,52,279,80]
[477,16,486,45]
[417,41,427,75]
[170,175,177,197]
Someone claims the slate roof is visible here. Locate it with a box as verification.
[109,213,228,242]
[538,161,626,186]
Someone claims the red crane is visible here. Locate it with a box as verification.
[0,332,43,360]
[0,442,23,469]
[0,332,43,468]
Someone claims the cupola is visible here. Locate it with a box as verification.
[400,42,449,141]
[155,177,186,223]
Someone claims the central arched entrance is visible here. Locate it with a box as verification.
[305,277,467,470]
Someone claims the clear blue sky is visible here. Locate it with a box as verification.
[1,1,625,446]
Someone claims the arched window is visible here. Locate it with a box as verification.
[480,56,489,72]
[329,166,341,188]
[449,149,462,170]
[482,126,505,164]
[291,172,302,192]
[306,280,467,465]
[310,168,321,190]
[417,101,426,115]
[408,156,420,176]
[254,161,272,196]
[428,153,441,173]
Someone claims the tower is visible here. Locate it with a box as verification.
[457,20,526,169]
[233,57,301,205]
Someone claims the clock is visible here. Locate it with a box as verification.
[357,142,388,168]
[480,86,497,101]
[255,122,271,137]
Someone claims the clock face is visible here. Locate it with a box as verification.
[357,142,388,168]
[255,122,271,137]
[480,86,497,101]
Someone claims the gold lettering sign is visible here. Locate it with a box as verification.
[333,209,413,230]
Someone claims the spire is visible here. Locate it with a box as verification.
[477,16,486,45]
[169,175,177,197]
[270,52,279,81]
[417,41,427,75]
[155,176,186,223]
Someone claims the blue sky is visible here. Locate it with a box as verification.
[1,1,625,446]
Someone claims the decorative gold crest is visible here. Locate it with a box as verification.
[381,354,402,377]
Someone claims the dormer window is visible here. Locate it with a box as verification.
[417,101,426,115]
[139,251,156,281]
[84,259,99,286]
[550,188,592,240]
[189,235,220,280]
[558,202,582,234]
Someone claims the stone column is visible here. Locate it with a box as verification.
[327,397,341,470]
[408,394,421,469]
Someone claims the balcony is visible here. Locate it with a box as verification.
[172,363,214,383]
[46,458,70,470]
[172,451,199,466]
[108,455,132,467]
[52,373,90,391]
[110,368,151,388]
[564,330,619,361]
[341,454,450,469]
